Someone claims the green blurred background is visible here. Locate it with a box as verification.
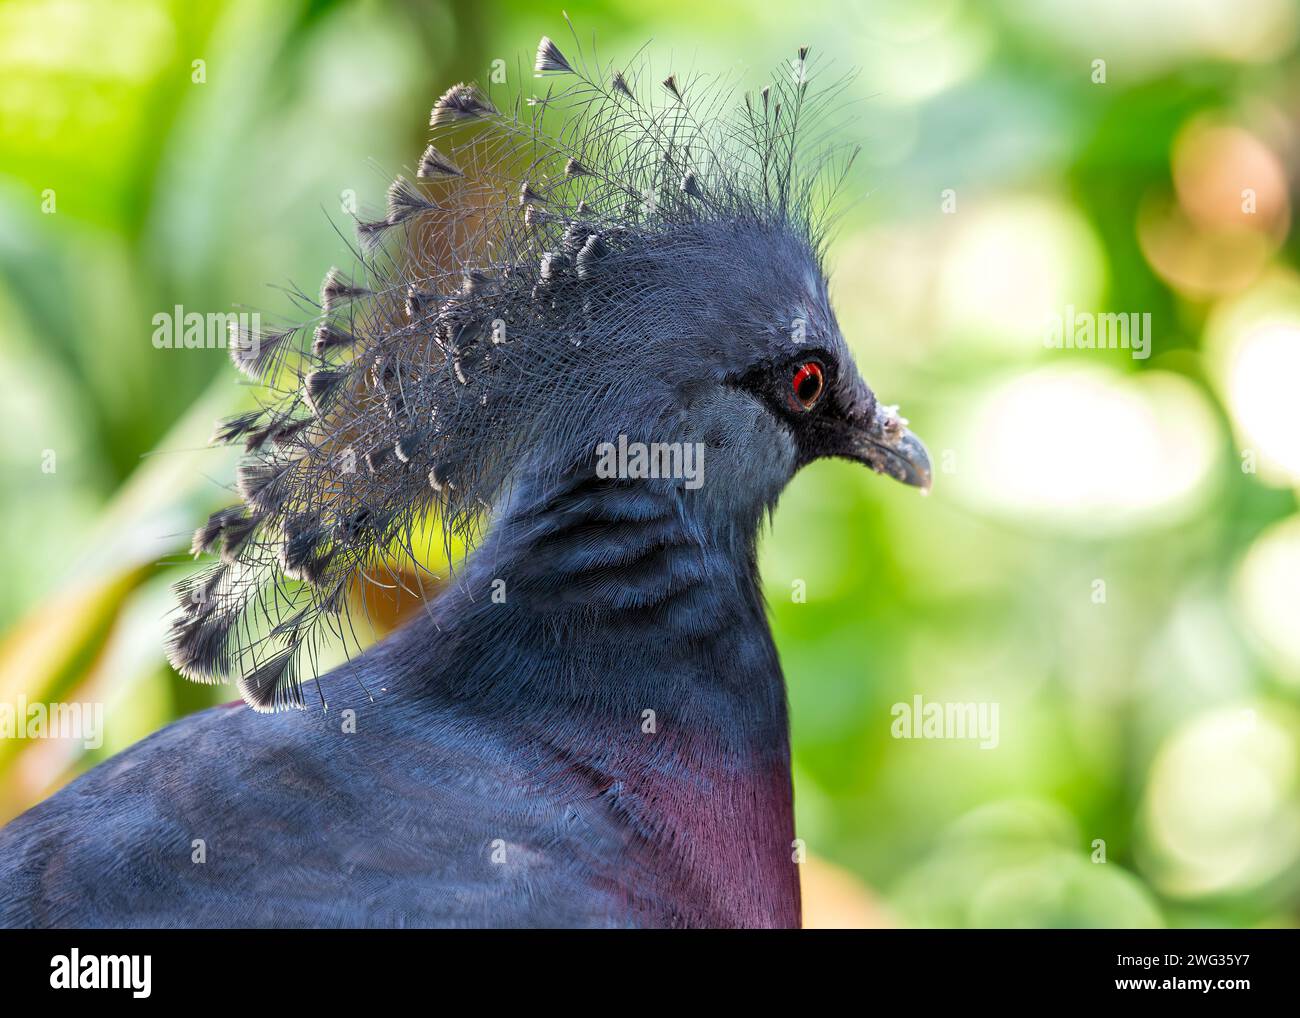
[2,0,1299,928]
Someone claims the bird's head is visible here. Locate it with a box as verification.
[564,217,931,533]
[167,31,929,709]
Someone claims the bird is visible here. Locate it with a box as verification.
[0,29,930,929]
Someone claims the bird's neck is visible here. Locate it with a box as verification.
[431,474,790,741]
[402,473,800,925]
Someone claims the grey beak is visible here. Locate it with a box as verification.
[853,404,932,492]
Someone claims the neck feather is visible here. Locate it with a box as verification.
[415,475,788,748]
[364,472,801,925]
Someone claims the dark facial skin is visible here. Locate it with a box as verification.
[736,349,933,488]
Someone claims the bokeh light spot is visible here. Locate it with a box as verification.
[949,367,1219,531]
[1233,516,1300,683]
[1142,705,1300,897]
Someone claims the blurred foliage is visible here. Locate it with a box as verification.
[1,0,1298,928]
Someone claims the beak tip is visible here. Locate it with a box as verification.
[881,429,932,494]
[862,444,931,491]
[833,403,933,493]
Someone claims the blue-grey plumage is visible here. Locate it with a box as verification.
[0,29,931,928]
[2,472,799,927]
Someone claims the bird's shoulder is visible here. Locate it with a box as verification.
[0,696,636,927]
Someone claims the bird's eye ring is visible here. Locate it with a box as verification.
[790,361,825,411]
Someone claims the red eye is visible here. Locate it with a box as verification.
[790,361,825,411]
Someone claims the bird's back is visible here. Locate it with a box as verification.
[0,609,798,928]
[0,661,640,928]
